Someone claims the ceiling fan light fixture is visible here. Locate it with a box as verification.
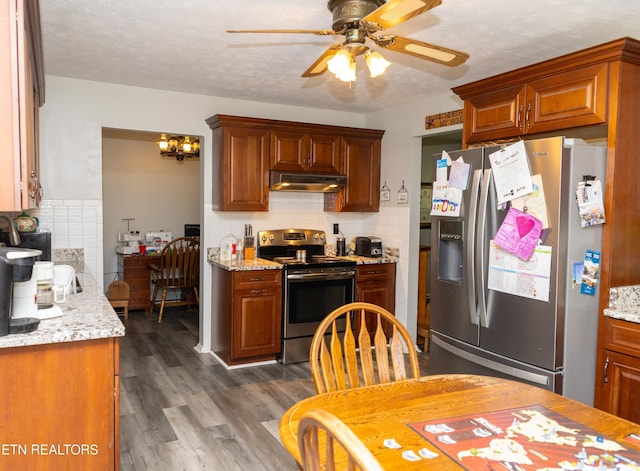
[328,48,356,82]
[365,50,390,77]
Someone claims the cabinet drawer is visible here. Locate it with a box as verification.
[356,263,395,281]
[605,318,640,357]
[233,270,282,289]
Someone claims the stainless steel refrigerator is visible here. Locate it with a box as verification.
[429,136,605,406]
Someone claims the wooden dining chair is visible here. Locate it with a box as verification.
[309,302,421,394]
[149,236,200,323]
[298,408,384,471]
[107,280,130,320]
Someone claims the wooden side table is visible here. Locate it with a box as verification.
[116,253,160,311]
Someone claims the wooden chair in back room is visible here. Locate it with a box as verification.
[309,301,420,394]
[107,280,130,320]
[149,236,200,322]
[297,408,383,471]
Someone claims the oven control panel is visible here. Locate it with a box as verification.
[258,229,326,247]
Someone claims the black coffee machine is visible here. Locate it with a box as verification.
[0,247,42,336]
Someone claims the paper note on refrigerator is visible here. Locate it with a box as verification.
[511,174,549,229]
[487,241,552,302]
[436,156,449,183]
[430,181,462,217]
[488,141,533,205]
[449,158,471,190]
[580,250,601,296]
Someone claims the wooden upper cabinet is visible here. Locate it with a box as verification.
[456,62,608,144]
[207,115,270,211]
[270,128,342,174]
[324,131,384,212]
[0,0,44,211]
[207,114,384,212]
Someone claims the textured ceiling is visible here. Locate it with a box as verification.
[40,0,640,113]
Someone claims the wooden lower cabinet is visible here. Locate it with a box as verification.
[356,263,396,336]
[211,267,282,366]
[117,254,160,311]
[0,338,120,470]
[599,349,640,424]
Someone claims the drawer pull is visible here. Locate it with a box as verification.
[603,356,610,384]
[250,289,265,294]
[249,277,265,282]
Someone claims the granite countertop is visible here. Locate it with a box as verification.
[208,252,398,271]
[210,257,283,271]
[0,273,125,349]
[604,284,640,324]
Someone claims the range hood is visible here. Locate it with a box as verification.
[269,171,347,192]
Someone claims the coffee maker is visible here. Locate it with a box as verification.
[0,247,42,336]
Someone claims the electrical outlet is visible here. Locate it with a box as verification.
[333,223,339,234]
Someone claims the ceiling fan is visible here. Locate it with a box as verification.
[228,0,469,82]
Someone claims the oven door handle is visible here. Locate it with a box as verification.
[287,271,356,281]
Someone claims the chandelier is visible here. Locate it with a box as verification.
[327,48,390,83]
[157,134,200,161]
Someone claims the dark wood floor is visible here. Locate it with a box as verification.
[119,308,430,470]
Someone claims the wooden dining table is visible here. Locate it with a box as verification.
[280,374,640,470]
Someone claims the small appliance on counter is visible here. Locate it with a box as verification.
[0,247,42,336]
[354,236,383,257]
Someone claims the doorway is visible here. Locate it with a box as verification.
[417,129,462,350]
[102,128,200,318]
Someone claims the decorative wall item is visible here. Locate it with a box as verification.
[397,180,408,204]
[380,181,390,202]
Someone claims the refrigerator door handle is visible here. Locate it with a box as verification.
[467,169,482,326]
[476,169,492,328]
[432,335,551,387]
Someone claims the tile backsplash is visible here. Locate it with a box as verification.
[33,199,102,280]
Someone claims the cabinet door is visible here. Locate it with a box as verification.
[307,131,341,173]
[232,287,282,359]
[270,129,308,172]
[356,264,396,336]
[525,63,608,135]
[463,84,526,144]
[325,134,381,212]
[600,350,640,424]
[218,125,270,211]
[0,0,41,211]
[270,129,341,173]
[356,264,396,312]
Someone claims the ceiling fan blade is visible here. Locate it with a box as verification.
[379,35,469,66]
[301,44,343,77]
[227,29,335,36]
[363,0,442,30]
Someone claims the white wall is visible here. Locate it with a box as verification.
[37,75,464,353]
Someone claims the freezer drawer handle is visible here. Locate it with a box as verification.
[432,335,551,387]
[603,356,610,384]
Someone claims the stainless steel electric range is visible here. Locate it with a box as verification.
[257,228,356,364]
